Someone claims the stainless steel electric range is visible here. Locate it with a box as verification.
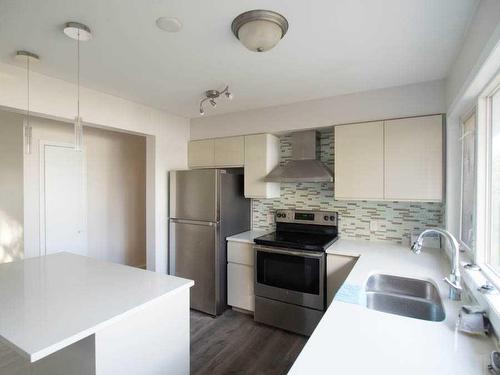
[253,209,338,336]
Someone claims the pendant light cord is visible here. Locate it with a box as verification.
[26,56,30,126]
[77,29,80,119]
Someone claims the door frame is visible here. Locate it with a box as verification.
[39,140,88,256]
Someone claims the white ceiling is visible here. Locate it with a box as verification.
[0,0,478,118]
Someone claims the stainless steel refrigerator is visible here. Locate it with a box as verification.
[169,169,250,316]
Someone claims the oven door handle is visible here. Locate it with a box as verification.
[254,245,324,258]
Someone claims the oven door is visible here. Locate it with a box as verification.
[254,245,325,311]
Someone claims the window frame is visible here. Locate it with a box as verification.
[475,74,500,286]
[459,109,477,257]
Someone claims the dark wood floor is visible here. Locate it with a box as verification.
[191,309,307,375]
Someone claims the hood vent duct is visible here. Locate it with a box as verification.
[265,130,333,182]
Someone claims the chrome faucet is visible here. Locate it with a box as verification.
[411,228,462,301]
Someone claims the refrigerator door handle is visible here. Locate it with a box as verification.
[170,218,217,226]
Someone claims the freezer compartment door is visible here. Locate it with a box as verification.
[169,169,218,222]
[170,219,218,315]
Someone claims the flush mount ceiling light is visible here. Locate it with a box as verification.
[63,22,92,151]
[231,9,288,52]
[199,86,233,116]
[156,17,183,32]
[15,50,40,155]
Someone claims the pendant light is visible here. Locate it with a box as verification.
[63,22,92,151]
[15,51,39,154]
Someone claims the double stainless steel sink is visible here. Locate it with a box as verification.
[365,274,445,322]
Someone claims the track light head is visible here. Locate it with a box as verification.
[199,85,233,115]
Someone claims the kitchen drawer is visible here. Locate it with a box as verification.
[227,241,254,266]
[227,263,255,312]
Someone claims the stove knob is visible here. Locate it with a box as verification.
[330,215,336,221]
[323,215,329,221]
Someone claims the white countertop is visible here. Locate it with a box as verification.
[0,252,193,362]
[226,230,270,244]
[289,239,495,374]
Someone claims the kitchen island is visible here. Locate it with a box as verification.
[0,252,193,375]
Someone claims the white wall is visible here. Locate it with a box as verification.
[22,116,147,267]
[445,0,500,237]
[0,62,189,273]
[0,111,24,263]
[190,80,445,139]
[446,0,500,112]
[86,127,146,267]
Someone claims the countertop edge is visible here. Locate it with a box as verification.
[21,280,193,362]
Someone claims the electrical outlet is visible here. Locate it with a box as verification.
[370,220,386,232]
[267,212,275,225]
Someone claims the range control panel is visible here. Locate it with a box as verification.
[275,209,338,226]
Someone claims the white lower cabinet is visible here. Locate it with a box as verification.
[227,263,254,312]
[227,240,255,312]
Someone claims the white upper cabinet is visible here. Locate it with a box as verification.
[214,136,245,167]
[334,115,444,202]
[188,139,215,168]
[334,121,384,200]
[244,134,280,198]
[189,136,245,168]
[384,115,443,201]
[188,134,280,198]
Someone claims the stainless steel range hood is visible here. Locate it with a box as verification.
[265,130,333,182]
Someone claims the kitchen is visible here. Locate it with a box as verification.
[0,1,500,374]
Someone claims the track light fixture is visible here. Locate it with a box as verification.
[199,85,233,116]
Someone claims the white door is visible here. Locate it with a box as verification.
[41,144,87,256]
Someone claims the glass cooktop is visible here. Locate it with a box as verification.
[254,231,338,252]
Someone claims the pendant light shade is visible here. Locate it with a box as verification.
[232,10,288,52]
[15,50,39,154]
[63,22,91,151]
[74,116,83,151]
[63,22,92,42]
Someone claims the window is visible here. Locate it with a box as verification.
[477,78,500,279]
[460,113,476,253]
[487,86,500,273]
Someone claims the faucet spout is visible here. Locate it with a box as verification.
[411,228,462,301]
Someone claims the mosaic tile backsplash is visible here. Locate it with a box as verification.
[252,129,444,244]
